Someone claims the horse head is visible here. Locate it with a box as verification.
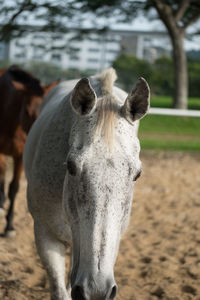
[11,80,43,133]
[11,75,60,133]
[63,70,150,300]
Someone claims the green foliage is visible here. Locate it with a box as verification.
[188,59,200,97]
[113,54,200,98]
[113,54,174,95]
[151,95,200,110]
[151,56,174,95]
[26,61,95,84]
[187,50,200,60]
[150,96,173,108]
[27,61,65,84]
[113,54,152,91]
[0,60,12,68]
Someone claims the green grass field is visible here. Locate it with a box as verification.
[150,96,200,110]
[139,96,200,151]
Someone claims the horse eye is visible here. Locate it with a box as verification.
[67,160,77,176]
[133,169,142,182]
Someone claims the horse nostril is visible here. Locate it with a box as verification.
[71,285,86,300]
[109,285,117,299]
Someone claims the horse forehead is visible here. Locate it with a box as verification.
[69,127,139,168]
[72,114,137,143]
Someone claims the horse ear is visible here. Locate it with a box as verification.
[70,78,97,116]
[121,77,150,124]
[12,80,26,91]
[43,79,60,97]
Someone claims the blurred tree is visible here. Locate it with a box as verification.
[112,54,152,91]
[113,54,200,98]
[0,0,106,41]
[188,59,200,97]
[187,49,200,60]
[27,61,65,84]
[151,56,174,95]
[145,0,200,109]
[27,61,95,84]
[0,0,77,41]
[76,0,200,109]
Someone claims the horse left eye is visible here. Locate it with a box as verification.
[133,169,142,181]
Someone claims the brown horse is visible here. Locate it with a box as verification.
[0,65,59,237]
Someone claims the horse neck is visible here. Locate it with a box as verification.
[0,75,24,135]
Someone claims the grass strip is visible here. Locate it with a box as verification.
[151,96,200,110]
[140,139,200,151]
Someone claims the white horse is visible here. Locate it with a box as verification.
[23,68,150,300]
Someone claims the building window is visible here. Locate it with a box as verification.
[107,49,119,54]
[33,34,44,39]
[54,34,63,40]
[15,41,25,48]
[32,44,46,50]
[69,55,79,61]
[15,52,26,58]
[88,37,100,42]
[32,55,42,60]
[88,48,100,53]
[88,58,99,63]
[52,53,61,61]
[105,37,118,43]
[107,60,114,64]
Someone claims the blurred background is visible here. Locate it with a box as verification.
[0,0,200,152]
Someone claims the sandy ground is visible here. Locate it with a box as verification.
[0,151,200,300]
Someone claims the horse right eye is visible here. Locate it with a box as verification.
[67,161,77,176]
[133,169,142,182]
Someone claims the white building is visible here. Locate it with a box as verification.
[5,29,170,71]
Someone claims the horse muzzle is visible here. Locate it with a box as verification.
[71,275,117,300]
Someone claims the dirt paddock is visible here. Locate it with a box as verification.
[0,151,200,300]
